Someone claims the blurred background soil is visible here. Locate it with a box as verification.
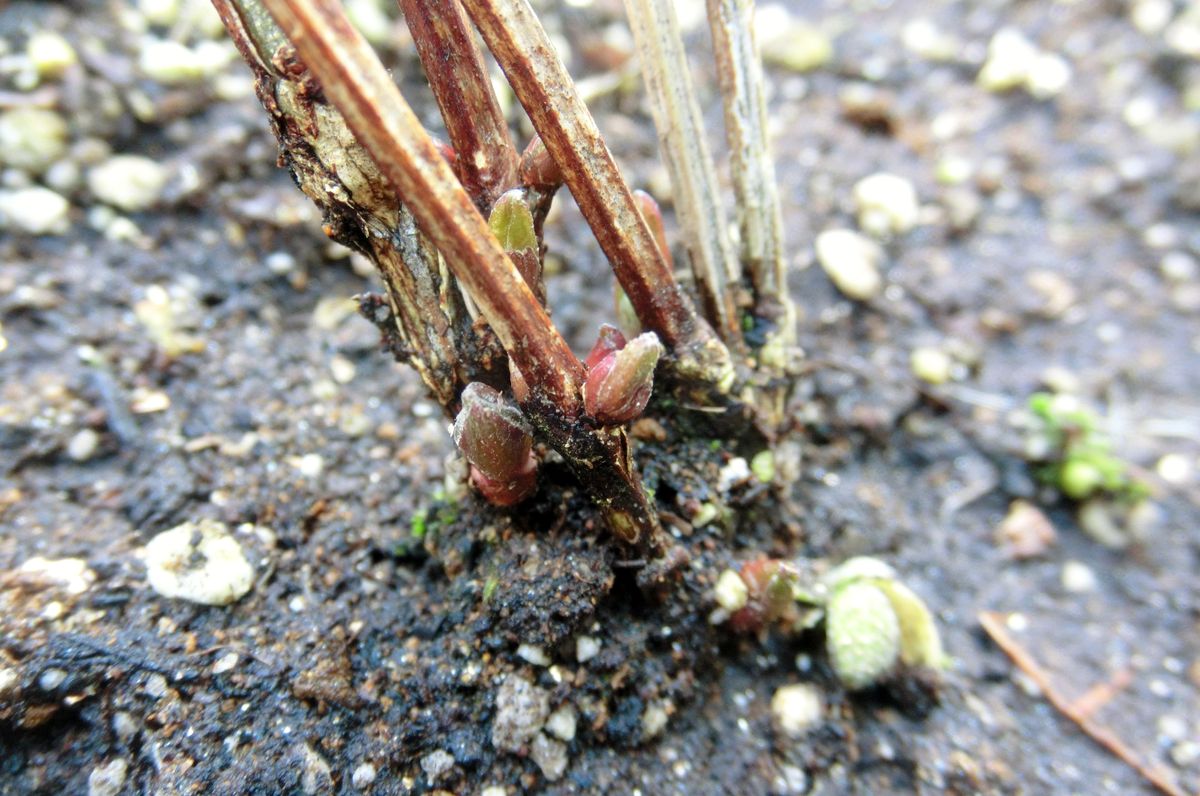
[0,0,1198,794]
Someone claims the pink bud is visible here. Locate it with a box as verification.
[453,383,534,484]
[583,332,663,425]
[584,323,627,370]
[633,190,673,269]
[469,460,537,507]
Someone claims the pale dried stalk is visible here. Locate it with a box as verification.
[622,0,743,347]
[706,0,792,341]
[459,0,734,389]
[398,0,518,210]
[254,0,584,409]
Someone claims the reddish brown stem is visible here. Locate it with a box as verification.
[397,0,518,210]
[257,0,583,408]
[459,0,734,388]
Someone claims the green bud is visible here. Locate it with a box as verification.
[1060,458,1102,499]
[488,189,541,295]
[876,580,946,670]
[825,580,900,690]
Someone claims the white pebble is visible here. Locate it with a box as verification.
[853,173,919,236]
[0,187,70,235]
[529,733,568,781]
[350,763,377,789]
[517,643,550,667]
[771,683,823,738]
[575,635,601,663]
[1156,453,1193,484]
[1060,561,1098,593]
[545,704,577,742]
[641,701,669,739]
[714,569,749,613]
[87,759,128,796]
[910,347,953,385]
[815,229,884,300]
[26,32,78,79]
[978,28,1039,92]
[143,519,255,605]
[67,428,101,461]
[88,156,168,212]
[1026,53,1072,100]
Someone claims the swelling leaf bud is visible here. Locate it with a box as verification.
[583,332,663,425]
[488,189,541,294]
[633,190,673,269]
[453,382,534,483]
[825,580,901,690]
[584,323,627,369]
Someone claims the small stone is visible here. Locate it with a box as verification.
[853,173,919,236]
[717,457,751,493]
[298,743,333,795]
[420,750,454,782]
[1156,453,1192,484]
[1026,53,1072,100]
[901,19,957,61]
[19,556,95,595]
[1171,741,1200,767]
[815,229,884,300]
[480,788,507,796]
[294,453,324,478]
[978,28,1038,92]
[330,355,356,384]
[0,187,71,235]
[88,156,168,212]
[641,701,669,740]
[529,733,568,781]
[545,705,577,742]
[1161,252,1198,283]
[575,635,601,663]
[1060,560,1097,593]
[755,8,832,73]
[491,675,549,752]
[143,519,255,605]
[139,0,182,27]
[312,296,358,330]
[138,39,205,84]
[87,758,128,796]
[212,652,239,674]
[112,712,138,741]
[996,500,1057,559]
[0,108,69,173]
[0,667,18,700]
[517,643,550,667]
[350,763,377,789]
[770,683,823,738]
[909,347,953,385]
[714,569,749,613]
[67,428,101,462]
[27,32,78,79]
[39,668,68,691]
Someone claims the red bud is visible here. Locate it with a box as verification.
[583,332,663,425]
[453,382,535,486]
[584,323,627,370]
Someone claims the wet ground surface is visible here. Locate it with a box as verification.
[1,0,1198,794]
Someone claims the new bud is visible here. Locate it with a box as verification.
[584,324,627,369]
[488,189,542,299]
[633,190,673,269]
[583,331,663,425]
[452,383,537,505]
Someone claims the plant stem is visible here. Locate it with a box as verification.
[459,0,735,389]
[212,0,500,411]
[622,0,744,347]
[252,0,584,410]
[706,0,792,342]
[398,0,518,210]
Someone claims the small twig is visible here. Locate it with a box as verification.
[398,0,518,210]
[622,0,743,346]
[978,611,1188,796]
[459,0,734,389]
[255,0,584,409]
[706,0,792,340]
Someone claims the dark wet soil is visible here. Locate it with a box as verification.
[1,1,1198,795]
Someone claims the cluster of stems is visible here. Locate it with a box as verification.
[211,0,794,562]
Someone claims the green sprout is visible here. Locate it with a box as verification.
[1025,392,1148,503]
